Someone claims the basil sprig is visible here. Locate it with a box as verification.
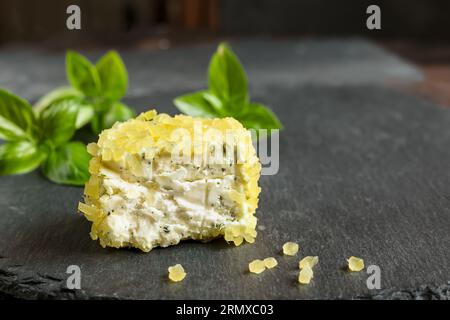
[1,50,133,186]
[0,45,282,187]
[34,50,135,134]
[0,89,89,185]
[174,43,282,135]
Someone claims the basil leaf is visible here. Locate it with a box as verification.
[33,86,82,113]
[39,100,78,147]
[96,50,128,101]
[174,43,284,137]
[203,91,225,115]
[237,103,283,131]
[101,102,135,128]
[0,89,37,141]
[75,102,95,128]
[66,51,101,97]
[41,141,90,186]
[208,43,249,110]
[91,102,135,134]
[0,140,46,175]
[174,91,218,118]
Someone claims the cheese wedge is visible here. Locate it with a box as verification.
[78,110,261,252]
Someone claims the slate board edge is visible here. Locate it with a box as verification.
[0,264,448,300]
[0,265,117,300]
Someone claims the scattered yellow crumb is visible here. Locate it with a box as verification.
[347,256,365,272]
[168,264,187,282]
[298,266,314,284]
[282,242,299,256]
[299,256,319,269]
[249,259,266,274]
[263,257,278,269]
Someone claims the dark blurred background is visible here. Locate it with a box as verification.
[0,0,449,48]
[0,0,449,105]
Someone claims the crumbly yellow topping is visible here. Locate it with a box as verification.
[263,257,278,269]
[282,242,299,256]
[347,256,365,272]
[248,259,266,274]
[299,256,319,269]
[298,266,314,284]
[168,264,186,282]
[224,218,258,246]
[78,110,262,251]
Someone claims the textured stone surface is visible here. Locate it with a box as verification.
[359,282,450,300]
[0,40,449,299]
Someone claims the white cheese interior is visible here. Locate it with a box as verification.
[95,154,246,250]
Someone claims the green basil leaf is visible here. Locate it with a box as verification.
[0,89,37,141]
[237,103,283,131]
[174,91,219,118]
[91,102,135,134]
[39,100,78,147]
[66,51,101,97]
[33,86,82,113]
[96,50,128,101]
[101,102,135,129]
[202,91,225,115]
[208,43,249,110]
[41,141,90,186]
[75,102,95,128]
[34,88,94,129]
[0,140,46,175]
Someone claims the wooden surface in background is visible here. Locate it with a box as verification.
[0,0,219,45]
[383,42,450,108]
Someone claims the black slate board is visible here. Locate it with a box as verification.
[0,40,449,299]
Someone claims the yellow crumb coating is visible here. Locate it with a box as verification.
[298,266,314,284]
[282,242,299,256]
[299,256,319,269]
[263,257,278,269]
[249,259,266,274]
[347,256,365,272]
[224,218,258,246]
[78,110,261,252]
[168,264,186,282]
